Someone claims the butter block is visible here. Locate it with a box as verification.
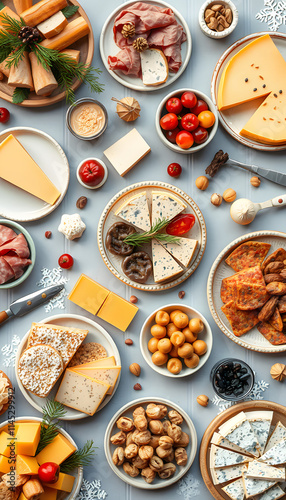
[0,431,16,458]
[15,422,41,456]
[72,355,116,369]
[0,455,13,474]
[16,455,39,475]
[68,274,110,315]
[97,292,138,331]
[71,366,121,395]
[104,128,151,176]
[36,433,76,465]
[55,369,110,415]
[43,472,75,492]
[39,487,57,500]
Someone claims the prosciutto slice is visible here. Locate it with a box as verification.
[0,224,17,246]
[108,47,141,76]
[3,255,32,279]
[0,233,30,259]
[0,257,14,285]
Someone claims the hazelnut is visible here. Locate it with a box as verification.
[223,188,236,203]
[175,447,188,466]
[178,290,185,299]
[123,462,139,477]
[45,230,52,239]
[197,394,209,407]
[141,467,156,484]
[167,358,182,375]
[76,196,87,209]
[155,310,170,326]
[184,354,200,368]
[129,362,141,377]
[134,383,142,391]
[130,295,138,303]
[211,193,222,206]
[148,337,159,353]
[195,175,209,191]
[125,338,133,345]
[168,410,183,426]
[251,176,261,187]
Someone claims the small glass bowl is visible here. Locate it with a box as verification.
[66,98,108,140]
[210,358,254,402]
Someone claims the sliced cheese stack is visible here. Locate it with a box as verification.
[70,365,121,395]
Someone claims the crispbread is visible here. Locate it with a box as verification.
[221,300,260,336]
[221,265,265,304]
[68,342,107,367]
[236,283,269,311]
[225,242,271,272]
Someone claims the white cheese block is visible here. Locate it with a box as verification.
[140,48,169,86]
[104,128,151,177]
[246,460,285,481]
[152,191,186,225]
[222,478,245,500]
[264,422,286,454]
[158,237,198,268]
[115,191,151,231]
[37,11,68,38]
[245,411,273,455]
[259,437,286,465]
[219,411,261,457]
[209,444,252,468]
[242,472,276,498]
[151,239,183,283]
[55,368,110,415]
[211,432,253,456]
[210,464,247,485]
[70,366,121,395]
[258,484,286,500]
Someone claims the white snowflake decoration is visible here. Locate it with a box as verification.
[37,267,68,312]
[212,379,269,414]
[176,473,201,499]
[256,0,286,31]
[1,335,21,367]
[77,479,107,500]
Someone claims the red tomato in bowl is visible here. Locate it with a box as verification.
[191,99,209,115]
[193,126,208,144]
[181,113,199,132]
[160,113,178,131]
[166,214,195,236]
[167,163,182,178]
[165,127,180,144]
[166,97,183,114]
[181,92,197,109]
[176,130,194,149]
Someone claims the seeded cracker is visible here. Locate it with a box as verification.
[68,342,107,367]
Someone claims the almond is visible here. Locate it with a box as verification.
[129,363,141,377]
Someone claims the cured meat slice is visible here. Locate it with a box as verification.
[3,255,32,279]
[268,307,283,332]
[0,233,30,259]
[221,265,265,304]
[148,24,186,72]
[0,256,14,285]
[108,47,141,76]
[261,248,286,273]
[257,322,286,345]
[221,300,259,337]
[0,224,17,246]
[236,283,269,311]
[225,241,271,272]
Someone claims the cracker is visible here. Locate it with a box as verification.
[257,322,286,345]
[68,342,107,367]
[225,241,271,272]
[221,300,259,337]
[236,283,269,311]
[221,265,266,304]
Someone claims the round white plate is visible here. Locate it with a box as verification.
[99,0,192,91]
[211,32,286,151]
[104,397,197,489]
[0,127,69,221]
[97,181,207,291]
[207,230,286,353]
[15,314,121,420]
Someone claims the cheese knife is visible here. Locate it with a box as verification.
[0,284,64,325]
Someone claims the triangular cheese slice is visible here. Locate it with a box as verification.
[210,464,246,485]
[158,237,197,268]
[259,437,286,466]
[151,239,183,283]
[222,478,245,500]
[259,485,286,500]
[242,472,276,498]
[115,191,151,231]
[245,411,273,455]
[219,411,261,457]
[209,444,252,468]
[246,460,285,481]
[151,191,186,225]
[211,432,253,456]
[70,366,121,395]
[264,422,286,454]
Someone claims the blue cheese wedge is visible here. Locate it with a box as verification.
[246,460,285,481]
[258,485,286,500]
[242,472,276,498]
[259,437,286,465]
[222,478,245,500]
[245,411,273,455]
[151,191,186,225]
[151,239,183,283]
[115,192,151,232]
[219,411,261,457]
[264,422,286,454]
[209,444,252,468]
[158,237,198,268]
[211,432,253,456]
[210,464,247,485]
[140,48,169,86]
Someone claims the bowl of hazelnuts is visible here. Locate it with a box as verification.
[140,304,213,378]
[104,397,197,489]
[198,1,238,39]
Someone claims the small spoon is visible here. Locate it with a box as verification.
[230,195,286,225]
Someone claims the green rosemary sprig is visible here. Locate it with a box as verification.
[61,5,79,18]
[124,218,181,247]
[12,87,30,104]
[60,441,96,473]
[36,400,66,454]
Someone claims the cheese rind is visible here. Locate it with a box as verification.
[158,237,198,268]
[37,11,68,38]
[264,422,286,453]
[70,366,121,395]
[222,478,245,500]
[72,356,116,369]
[115,192,151,231]
[259,437,286,465]
[152,239,183,283]
[246,460,285,481]
[151,191,186,224]
[140,48,168,86]
[219,411,261,456]
[210,464,246,485]
[209,444,252,468]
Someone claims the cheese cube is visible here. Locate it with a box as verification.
[0,455,14,474]
[0,431,16,458]
[43,472,75,492]
[18,493,28,500]
[97,293,138,332]
[15,422,41,456]
[104,128,151,176]
[68,274,110,315]
[36,433,76,465]
[71,355,116,369]
[16,455,39,475]
[39,487,57,499]
[71,366,121,395]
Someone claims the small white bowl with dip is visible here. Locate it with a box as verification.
[66,98,108,140]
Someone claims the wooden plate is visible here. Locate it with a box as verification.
[207,230,286,353]
[199,400,286,500]
[0,0,94,107]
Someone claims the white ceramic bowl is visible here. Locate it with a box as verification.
[140,304,213,378]
[155,88,218,154]
[76,158,108,190]
[198,0,238,39]
[104,397,197,489]
[0,219,36,289]
[0,416,83,499]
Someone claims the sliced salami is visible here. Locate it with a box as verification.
[0,224,17,246]
[3,255,32,279]
[0,233,30,259]
[0,256,15,285]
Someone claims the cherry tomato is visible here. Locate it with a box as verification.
[176,130,194,150]
[166,214,196,236]
[58,254,74,269]
[0,107,10,123]
[38,463,60,484]
[181,113,199,132]
[167,163,182,178]
[79,160,105,187]
[193,126,209,144]
[165,127,180,144]
[198,110,215,129]
[191,99,209,115]
[166,97,183,114]
[181,92,197,109]
[160,113,178,131]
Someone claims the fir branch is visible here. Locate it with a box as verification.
[60,441,96,473]
[12,87,30,104]
[0,1,5,10]
[124,219,181,247]
[6,43,26,68]
[36,400,66,454]
[61,5,79,18]
[0,30,22,64]
[0,12,25,35]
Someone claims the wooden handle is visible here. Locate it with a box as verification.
[0,311,9,324]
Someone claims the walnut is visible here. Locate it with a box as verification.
[110,431,126,445]
[162,420,172,434]
[146,403,162,419]
[149,435,160,448]
[250,176,260,187]
[126,431,135,446]
[138,445,154,460]
[116,416,134,432]
[167,424,182,443]
[133,406,145,418]
[121,22,135,39]
[156,445,173,459]
[123,462,140,477]
[112,447,125,465]
[168,410,183,426]
[158,462,176,479]
[124,443,138,459]
[148,420,164,435]
[132,37,148,52]
[175,447,188,466]
[132,455,149,469]
[223,188,236,203]
[141,467,156,484]
[134,414,148,432]
[264,261,284,275]
[159,436,173,450]
[175,431,190,448]
[132,429,151,445]
[149,455,164,472]
[164,449,175,462]
[270,363,286,382]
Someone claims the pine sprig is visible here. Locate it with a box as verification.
[0,12,25,35]
[124,218,181,247]
[36,400,66,454]
[60,441,96,473]
[12,87,30,104]
[6,43,26,68]
[61,5,79,18]
[0,1,5,9]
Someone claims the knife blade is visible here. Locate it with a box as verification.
[0,284,64,326]
[228,159,286,187]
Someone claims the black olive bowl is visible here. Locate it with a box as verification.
[210,358,255,402]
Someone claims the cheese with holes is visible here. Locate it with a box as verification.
[264,422,286,453]
[246,460,285,481]
[158,237,198,268]
[259,485,286,500]
[68,274,110,315]
[0,135,61,205]
[151,191,186,224]
[259,437,286,465]
[43,472,75,492]
[210,464,246,485]
[245,411,273,455]
[16,455,39,475]
[242,472,276,498]
[36,433,76,465]
[140,48,168,86]
[115,192,151,231]
[72,356,116,369]
[219,411,260,456]
[222,478,245,500]
[104,129,151,176]
[152,239,183,283]
[97,292,138,332]
[209,444,252,468]
[14,422,41,456]
[211,432,253,456]
[70,366,121,395]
